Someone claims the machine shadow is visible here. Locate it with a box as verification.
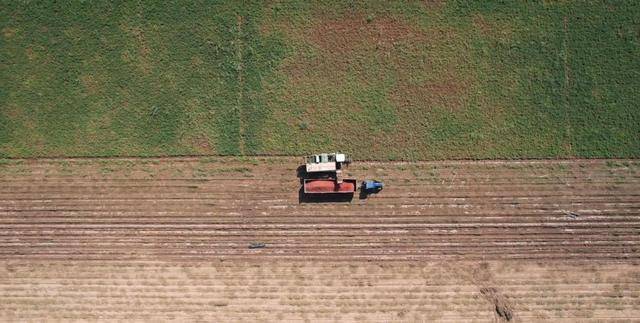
[298,187,354,203]
[296,165,306,184]
[358,188,368,200]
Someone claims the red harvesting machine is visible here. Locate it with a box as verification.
[302,153,356,195]
[303,178,357,194]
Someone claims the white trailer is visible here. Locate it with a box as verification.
[303,153,351,183]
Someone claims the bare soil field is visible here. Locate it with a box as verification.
[2,260,638,322]
[1,157,639,321]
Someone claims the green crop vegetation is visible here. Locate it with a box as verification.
[1,1,638,160]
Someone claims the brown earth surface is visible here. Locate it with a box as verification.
[1,157,639,321]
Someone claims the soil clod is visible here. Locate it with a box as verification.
[249,242,266,249]
[562,210,580,219]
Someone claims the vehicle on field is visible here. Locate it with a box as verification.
[300,153,356,197]
[362,180,384,194]
[304,153,351,179]
[303,178,358,194]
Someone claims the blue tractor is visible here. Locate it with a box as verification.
[362,180,384,194]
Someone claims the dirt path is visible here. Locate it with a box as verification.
[0,157,639,320]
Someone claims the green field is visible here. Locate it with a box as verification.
[1,1,639,159]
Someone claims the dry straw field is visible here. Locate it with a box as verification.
[1,157,638,321]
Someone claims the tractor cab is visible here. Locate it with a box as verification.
[304,153,351,173]
[362,180,384,194]
[304,153,352,182]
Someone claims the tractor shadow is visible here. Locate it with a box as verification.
[358,188,369,200]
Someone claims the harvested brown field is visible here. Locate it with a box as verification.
[3,260,638,321]
[1,157,639,321]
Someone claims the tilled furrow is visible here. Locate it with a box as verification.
[1,158,639,263]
